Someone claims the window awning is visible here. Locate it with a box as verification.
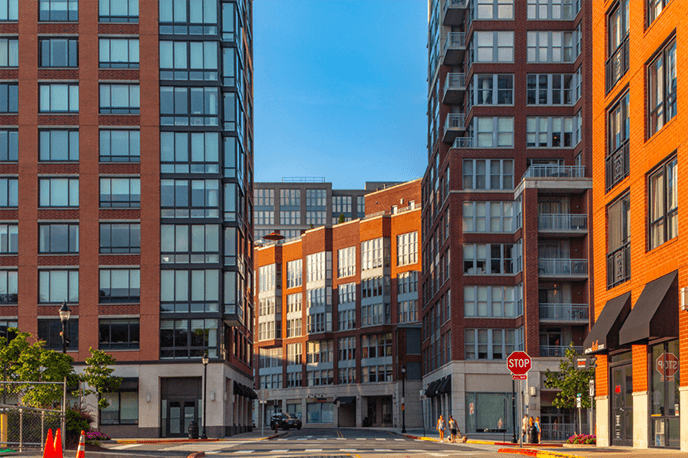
[619,270,678,346]
[438,376,452,394]
[334,396,356,405]
[425,379,440,397]
[246,386,258,399]
[233,382,244,396]
[583,292,631,354]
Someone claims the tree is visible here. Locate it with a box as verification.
[543,343,595,410]
[338,213,345,224]
[79,347,122,430]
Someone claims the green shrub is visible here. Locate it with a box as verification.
[65,407,92,445]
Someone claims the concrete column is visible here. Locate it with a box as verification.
[679,386,688,451]
[633,391,649,448]
[595,395,609,447]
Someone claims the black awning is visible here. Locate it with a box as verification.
[583,292,632,354]
[438,375,452,394]
[619,270,678,345]
[334,396,356,405]
[246,386,258,399]
[234,382,247,397]
[425,379,440,397]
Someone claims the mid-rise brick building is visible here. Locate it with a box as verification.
[0,0,255,438]
[254,180,422,428]
[422,0,593,438]
[586,0,686,450]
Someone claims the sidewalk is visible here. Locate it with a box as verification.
[111,429,281,445]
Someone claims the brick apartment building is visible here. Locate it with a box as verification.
[254,180,423,429]
[586,0,686,450]
[422,0,594,438]
[253,180,399,241]
[0,0,255,438]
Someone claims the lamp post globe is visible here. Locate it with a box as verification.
[201,352,209,439]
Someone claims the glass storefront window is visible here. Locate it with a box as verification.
[650,340,680,448]
[306,402,333,424]
[465,392,513,433]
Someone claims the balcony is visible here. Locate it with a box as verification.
[607,244,630,289]
[538,258,588,278]
[442,113,466,144]
[452,136,473,149]
[443,32,466,66]
[540,345,583,357]
[538,214,588,234]
[443,73,466,105]
[605,142,629,192]
[443,0,468,25]
[606,39,629,93]
[523,165,585,179]
[539,304,589,324]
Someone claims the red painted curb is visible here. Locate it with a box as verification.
[498,448,538,457]
[186,453,206,458]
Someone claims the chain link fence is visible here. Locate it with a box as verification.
[0,381,66,452]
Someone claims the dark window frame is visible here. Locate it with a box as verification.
[160,317,219,359]
[160,86,219,127]
[0,177,17,207]
[39,223,79,254]
[0,0,18,21]
[0,38,17,67]
[99,222,140,254]
[39,83,79,113]
[99,0,139,23]
[0,129,17,162]
[160,131,220,174]
[605,0,629,92]
[606,192,631,289]
[99,319,140,350]
[38,269,79,303]
[39,178,79,208]
[39,130,79,162]
[38,318,79,351]
[99,177,141,208]
[99,268,140,303]
[648,155,678,250]
[158,0,218,36]
[99,38,139,69]
[99,84,140,114]
[647,38,677,137]
[39,0,78,22]
[606,90,630,192]
[159,40,219,81]
[39,38,78,68]
[0,224,17,253]
[0,83,18,113]
[99,129,140,163]
[160,178,220,218]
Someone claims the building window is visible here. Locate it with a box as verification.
[39,0,78,21]
[39,270,78,303]
[362,237,387,270]
[0,178,17,207]
[39,224,78,254]
[254,188,274,208]
[648,39,677,137]
[100,223,140,254]
[332,195,352,223]
[463,244,516,275]
[606,92,630,191]
[159,41,218,81]
[279,211,299,225]
[160,270,219,313]
[649,340,680,448]
[0,38,17,67]
[357,196,365,215]
[0,0,17,21]
[463,159,513,190]
[361,333,392,359]
[39,178,79,207]
[527,31,578,63]
[160,132,219,174]
[337,246,356,278]
[286,259,302,289]
[307,340,333,363]
[38,319,78,351]
[463,201,517,233]
[361,302,390,327]
[258,264,275,292]
[398,300,418,323]
[397,232,418,266]
[100,84,140,114]
[648,156,678,250]
[362,276,388,299]
[465,328,523,360]
[648,0,670,25]
[0,271,17,303]
[280,189,300,207]
[607,193,631,288]
[158,0,218,35]
[527,74,578,105]
[160,318,218,359]
[99,38,139,68]
[160,224,218,263]
[160,86,219,126]
[0,224,17,254]
[526,116,575,147]
[100,130,140,162]
[473,31,514,63]
[100,178,140,208]
[102,387,138,425]
[99,269,140,303]
[397,271,418,294]
[306,252,328,283]
[305,211,326,226]
[99,0,138,22]
[39,130,79,161]
[464,285,522,317]
[472,0,514,20]
[287,342,302,366]
[99,319,140,350]
[286,317,302,338]
[606,0,629,91]
[472,117,513,148]
[0,130,17,162]
[527,0,578,19]
[39,38,77,68]
[468,74,513,108]
[0,83,17,113]
[160,179,220,218]
[39,84,78,113]
[254,211,274,225]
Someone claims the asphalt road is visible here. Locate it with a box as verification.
[103,428,498,458]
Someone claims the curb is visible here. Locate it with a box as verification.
[114,433,281,445]
[497,447,587,458]
[402,434,562,448]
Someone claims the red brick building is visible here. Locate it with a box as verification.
[423,0,593,438]
[587,0,687,450]
[0,0,255,438]
[254,180,423,428]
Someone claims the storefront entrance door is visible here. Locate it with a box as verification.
[167,400,197,437]
[611,364,633,446]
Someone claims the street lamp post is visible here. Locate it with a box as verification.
[58,302,71,354]
[201,352,209,439]
[401,365,406,433]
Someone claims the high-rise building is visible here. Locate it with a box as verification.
[253,180,400,241]
[587,0,685,450]
[254,180,422,428]
[0,0,254,438]
[422,0,593,438]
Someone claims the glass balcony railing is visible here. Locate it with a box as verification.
[523,165,585,179]
[538,259,588,276]
[444,73,466,95]
[452,136,473,148]
[539,304,589,322]
[444,32,466,53]
[538,214,588,231]
[540,345,583,357]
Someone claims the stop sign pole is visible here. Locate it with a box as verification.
[507,351,532,447]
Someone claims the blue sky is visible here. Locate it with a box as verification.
[253,0,428,189]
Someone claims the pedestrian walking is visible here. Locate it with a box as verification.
[437,415,446,442]
[448,416,457,443]
[521,414,529,443]
[535,416,541,443]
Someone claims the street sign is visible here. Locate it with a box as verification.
[589,379,595,397]
[656,352,679,381]
[576,358,587,369]
[507,351,532,380]
[576,397,582,408]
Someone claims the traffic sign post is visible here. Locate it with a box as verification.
[506,352,531,448]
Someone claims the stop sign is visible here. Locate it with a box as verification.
[656,352,679,381]
[507,351,532,380]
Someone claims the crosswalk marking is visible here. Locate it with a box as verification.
[304,449,322,452]
[233,450,253,454]
[375,438,387,440]
[395,438,406,441]
[340,449,357,452]
[336,437,346,440]
[110,444,142,450]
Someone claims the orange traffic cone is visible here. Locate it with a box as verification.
[75,430,86,458]
[53,428,63,458]
[43,429,54,458]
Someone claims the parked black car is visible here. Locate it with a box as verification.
[270,412,302,430]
